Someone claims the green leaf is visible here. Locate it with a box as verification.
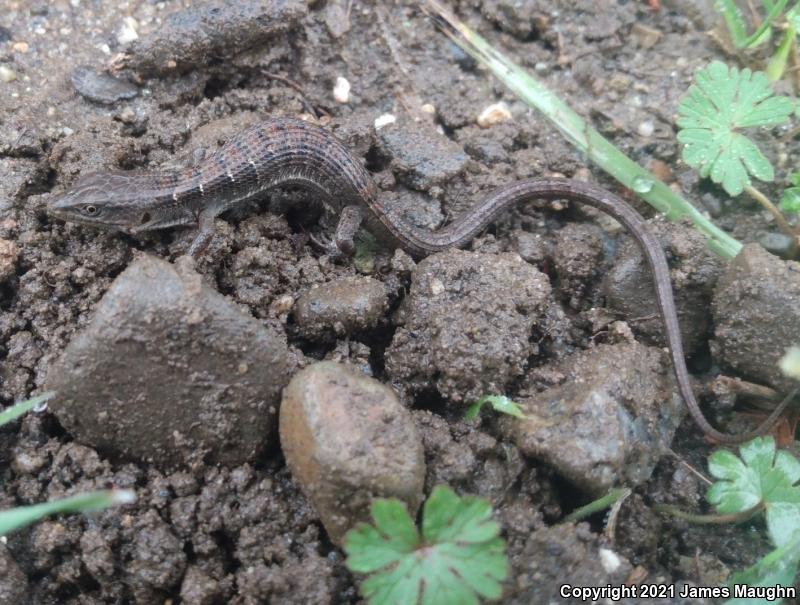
[723,530,800,605]
[0,392,54,427]
[779,187,800,214]
[343,486,509,605]
[677,61,794,196]
[707,436,800,548]
[0,490,136,536]
[780,347,800,378]
[465,395,525,421]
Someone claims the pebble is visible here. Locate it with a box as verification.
[374,113,396,130]
[477,102,512,128]
[332,76,350,103]
[637,120,654,137]
[117,17,139,44]
[0,238,18,282]
[70,65,139,104]
[293,276,388,340]
[46,255,295,469]
[280,362,425,544]
[11,41,28,53]
[0,66,17,83]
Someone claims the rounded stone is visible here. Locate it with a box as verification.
[46,254,294,469]
[279,361,425,544]
[293,276,388,340]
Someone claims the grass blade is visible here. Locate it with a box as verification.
[0,490,136,536]
[421,0,743,259]
[0,392,54,427]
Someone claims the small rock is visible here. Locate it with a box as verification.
[70,65,139,105]
[637,120,654,137]
[332,76,350,104]
[757,231,795,258]
[117,16,139,45]
[46,254,294,469]
[12,41,29,53]
[280,362,425,544]
[476,102,512,128]
[293,276,388,340]
[0,544,28,605]
[630,23,663,49]
[377,120,469,190]
[713,243,800,392]
[387,250,551,403]
[0,66,17,83]
[420,103,435,114]
[499,343,683,494]
[374,113,396,130]
[0,239,18,282]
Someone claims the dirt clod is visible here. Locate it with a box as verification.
[280,361,425,544]
[376,119,470,190]
[0,544,28,605]
[0,239,18,282]
[713,243,800,392]
[387,249,551,403]
[45,254,294,469]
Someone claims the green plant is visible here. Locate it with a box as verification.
[780,173,800,213]
[677,61,799,245]
[707,436,800,547]
[0,393,135,535]
[677,61,794,196]
[343,485,509,605]
[715,1,800,82]
[465,395,525,421]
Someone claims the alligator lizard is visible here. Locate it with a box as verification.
[48,115,795,444]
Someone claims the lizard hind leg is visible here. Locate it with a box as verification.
[188,209,217,258]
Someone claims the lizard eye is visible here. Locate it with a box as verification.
[83,204,99,216]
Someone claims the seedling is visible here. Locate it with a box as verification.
[677,61,793,197]
[707,436,800,547]
[465,395,525,421]
[343,485,509,605]
[0,393,135,536]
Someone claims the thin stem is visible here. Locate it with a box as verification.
[653,502,764,524]
[744,184,800,244]
[562,488,628,524]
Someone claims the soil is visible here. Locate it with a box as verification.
[1,0,799,604]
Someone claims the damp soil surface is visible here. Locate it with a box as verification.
[2,1,800,604]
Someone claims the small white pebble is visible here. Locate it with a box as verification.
[117,16,139,45]
[333,76,350,104]
[599,548,622,573]
[70,0,81,6]
[421,103,435,114]
[430,278,445,296]
[34,26,46,35]
[97,43,111,55]
[637,120,654,137]
[62,126,74,136]
[374,113,396,130]
[12,41,29,53]
[477,101,512,128]
[0,66,17,83]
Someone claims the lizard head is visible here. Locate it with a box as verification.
[48,172,149,232]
